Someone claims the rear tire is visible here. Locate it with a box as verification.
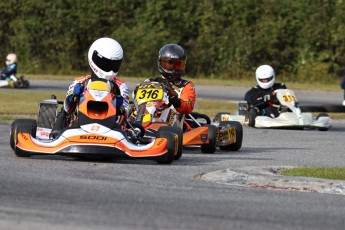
[184,112,211,130]
[10,119,37,157]
[156,131,175,164]
[190,112,211,125]
[218,121,243,151]
[201,124,217,154]
[213,112,231,123]
[158,126,183,160]
[23,80,30,88]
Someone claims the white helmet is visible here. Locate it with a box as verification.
[255,64,275,89]
[6,53,17,66]
[88,37,123,81]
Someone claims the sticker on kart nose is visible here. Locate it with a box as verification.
[200,134,208,144]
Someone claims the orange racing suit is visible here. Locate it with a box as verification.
[145,77,196,115]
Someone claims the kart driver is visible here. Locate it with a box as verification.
[50,37,129,138]
[0,53,17,80]
[244,64,287,118]
[138,44,196,115]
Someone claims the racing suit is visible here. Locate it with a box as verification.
[244,83,287,118]
[145,77,196,115]
[0,63,17,80]
[64,74,129,115]
[50,74,129,138]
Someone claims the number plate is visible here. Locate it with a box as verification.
[136,88,164,105]
[282,94,296,102]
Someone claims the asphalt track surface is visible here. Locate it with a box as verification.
[0,80,345,230]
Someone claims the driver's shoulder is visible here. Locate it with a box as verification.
[273,82,286,89]
[73,75,91,83]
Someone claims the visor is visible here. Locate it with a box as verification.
[258,76,274,83]
[92,50,122,72]
[160,59,185,71]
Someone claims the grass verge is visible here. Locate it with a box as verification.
[0,91,65,115]
[1,91,344,122]
[280,167,345,180]
[0,93,239,122]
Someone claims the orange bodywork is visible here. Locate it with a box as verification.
[16,132,169,157]
[182,126,209,145]
[145,122,209,146]
[79,85,116,120]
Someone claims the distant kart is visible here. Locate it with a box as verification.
[131,81,243,158]
[214,89,332,131]
[0,74,29,88]
[10,79,178,164]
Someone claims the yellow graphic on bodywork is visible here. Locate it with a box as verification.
[88,81,110,91]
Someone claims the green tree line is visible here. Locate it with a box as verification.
[1,0,345,83]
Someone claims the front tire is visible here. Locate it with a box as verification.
[10,119,37,157]
[158,126,183,160]
[156,131,175,164]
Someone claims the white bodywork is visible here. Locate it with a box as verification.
[0,75,17,87]
[216,89,332,130]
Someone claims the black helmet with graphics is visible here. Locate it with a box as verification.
[158,44,186,81]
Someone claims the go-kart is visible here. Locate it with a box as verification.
[10,79,178,164]
[214,89,332,131]
[0,74,29,88]
[131,81,243,158]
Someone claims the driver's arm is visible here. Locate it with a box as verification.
[245,88,271,109]
[175,82,196,114]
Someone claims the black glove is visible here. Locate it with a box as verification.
[113,95,126,116]
[158,78,173,91]
[169,92,181,108]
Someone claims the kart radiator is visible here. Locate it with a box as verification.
[37,99,59,129]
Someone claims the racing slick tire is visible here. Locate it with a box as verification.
[157,131,176,164]
[10,119,37,157]
[248,110,257,127]
[213,112,231,123]
[316,113,330,131]
[218,121,243,151]
[185,112,211,130]
[158,126,183,160]
[201,124,217,154]
[23,80,30,88]
[190,112,211,125]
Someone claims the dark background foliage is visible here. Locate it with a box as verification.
[1,0,345,82]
